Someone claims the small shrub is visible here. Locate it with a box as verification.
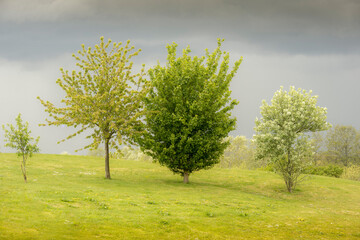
[206,212,215,217]
[99,202,109,209]
[258,163,275,172]
[238,211,248,217]
[159,220,169,225]
[342,165,360,181]
[303,165,343,178]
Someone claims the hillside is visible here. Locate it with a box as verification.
[0,153,359,239]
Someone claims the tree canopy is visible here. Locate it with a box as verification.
[136,39,242,183]
[38,37,148,179]
[326,125,360,166]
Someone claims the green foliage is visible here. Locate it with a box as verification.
[254,86,331,192]
[2,113,39,182]
[137,39,242,183]
[310,131,325,165]
[308,125,360,167]
[342,165,360,181]
[38,37,148,179]
[325,125,360,166]
[258,163,276,172]
[219,135,255,169]
[304,165,344,178]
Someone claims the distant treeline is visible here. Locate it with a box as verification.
[221,124,360,170]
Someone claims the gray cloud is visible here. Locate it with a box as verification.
[0,0,359,154]
[0,0,96,22]
[1,0,359,59]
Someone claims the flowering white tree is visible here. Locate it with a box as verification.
[254,86,331,192]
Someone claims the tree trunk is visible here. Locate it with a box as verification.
[21,154,27,183]
[344,145,348,167]
[286,179,293,193]
[286,150,292,193]
[183,172,189,184]
[105,139,111,179]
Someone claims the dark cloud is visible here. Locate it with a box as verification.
[0,0,95,22]
[0,0,359,154]
[0,0,359,60]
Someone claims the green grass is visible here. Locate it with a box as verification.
[1,153,360,239]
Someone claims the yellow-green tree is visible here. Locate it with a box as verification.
[38,37,148,179]
[3,114,40,183]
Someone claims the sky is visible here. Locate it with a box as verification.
[0,0,359,154]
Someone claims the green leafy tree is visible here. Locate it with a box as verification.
[325,125,360,166]
[254,86,331,192]
[136,39,242,183]
[38,37,148,179]
[3,114,40,183]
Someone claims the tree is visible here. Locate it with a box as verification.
[325,125,360,166]
[38,37,148,179]
[3,114,40,183]
[219,136,255,169]
[136,39,242,183]
[310,132,325,165]
[254,86,331,192]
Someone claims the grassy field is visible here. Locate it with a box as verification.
[0,153,359,239]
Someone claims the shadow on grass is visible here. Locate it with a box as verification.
[159,178,295,200]
[77,169,306,202]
